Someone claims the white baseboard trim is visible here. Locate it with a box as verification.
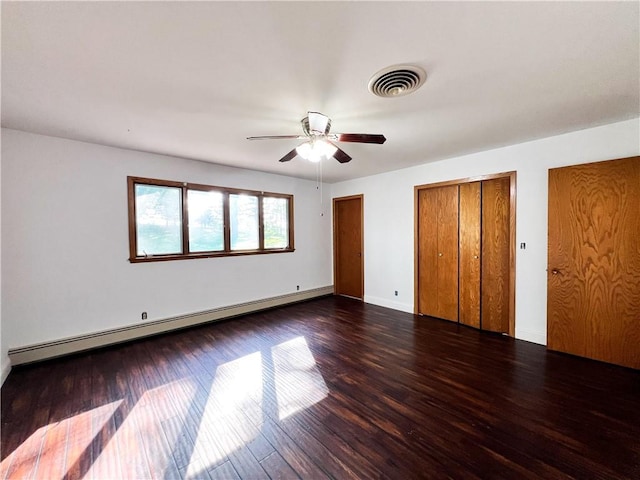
[515,329,547,346]
[364,295,414,314]
[9,286,334,366]
[1,361,11,386]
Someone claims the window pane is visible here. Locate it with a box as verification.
[135,184,182,255]
[188,190,224,252]
[230,194,259,250]
[263,197,289,249]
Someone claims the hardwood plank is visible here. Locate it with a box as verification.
[227,446,270,480]
[259,452,299,480]
[208,460,241,480]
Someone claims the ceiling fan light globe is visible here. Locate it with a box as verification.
[296,140,336,162]
[296,142,312,159]
[320,141,338,159]
[308,151,322,163]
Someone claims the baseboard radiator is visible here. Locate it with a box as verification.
[8,286,334,366]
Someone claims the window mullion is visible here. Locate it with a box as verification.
[181,184,189,254]
[259,195,265,251]
[288,197,294,250]
[223,192,231,252]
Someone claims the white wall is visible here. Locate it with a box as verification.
[1,129,332,353]
[1,132,6,383]
[330,118,640,345]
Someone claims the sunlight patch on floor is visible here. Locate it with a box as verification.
[272,336,329,421]
[186,351,264,479]
[89,378,197,478]
[0,400,121,479]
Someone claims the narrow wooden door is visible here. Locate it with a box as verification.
[418,185,459,321]
[333,195,363,299]
[548,157,640,369]
[437,185,460,321]
[418,188,439,316]
[481,177,511,333]
[459,182,481,328]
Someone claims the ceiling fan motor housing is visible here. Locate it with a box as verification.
[302,112,331,136]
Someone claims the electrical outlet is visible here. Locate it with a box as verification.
[142,312,147,320]
[394,291,398,296]
[296,285,300,291]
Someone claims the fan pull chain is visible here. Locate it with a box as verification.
[316,160,324,216]
[319,158,324,216]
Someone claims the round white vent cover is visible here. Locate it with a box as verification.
[368,65,427,98]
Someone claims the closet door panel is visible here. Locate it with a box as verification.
[481,177,510,333]
[459,182,481,328]
[418,188,439,317]
[437,185,460,322]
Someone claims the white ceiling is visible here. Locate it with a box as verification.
[2,1,639,183]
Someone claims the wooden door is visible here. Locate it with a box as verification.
[548,157,640,369]
[418,188,439,316]
[417,185,459,321]
[437,185,460,321]
[481,177,511,333]
[459,182,481,328]
[333,195,363,299]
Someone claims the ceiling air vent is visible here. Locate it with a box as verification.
[368,65,426,98]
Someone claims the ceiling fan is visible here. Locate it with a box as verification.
[247,111,386,164]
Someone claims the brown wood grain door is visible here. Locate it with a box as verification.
[437,185,460,321]
[548,157,640,369]
[333,195,363,299]
[481,177,511,334]
[459,182,481,328]
[418,185,459,321]
[418,188,439,316]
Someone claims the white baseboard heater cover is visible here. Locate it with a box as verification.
[9,286,334,366]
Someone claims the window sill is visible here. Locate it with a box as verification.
[128,248,295,263]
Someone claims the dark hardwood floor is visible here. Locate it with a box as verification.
[1,296,639,479]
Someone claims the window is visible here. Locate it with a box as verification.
[128,177,294,262]
[230,193,259,251]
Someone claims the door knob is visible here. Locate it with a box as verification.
[551,269,561,275]
[438,253,443,257]
[473,255,479,259]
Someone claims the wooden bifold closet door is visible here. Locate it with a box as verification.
[416,175,513,335]
[417,185,459,322]
[481,177,511,333]
[459,182,481,328]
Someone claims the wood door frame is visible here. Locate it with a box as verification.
[333,194,364,299]
[414,171,517,336]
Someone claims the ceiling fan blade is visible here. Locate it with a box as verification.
[335,133,386,144]
[247,135,306,140]
[307,112,331,134]
[278,148,298,163]
[330,144,352,164]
